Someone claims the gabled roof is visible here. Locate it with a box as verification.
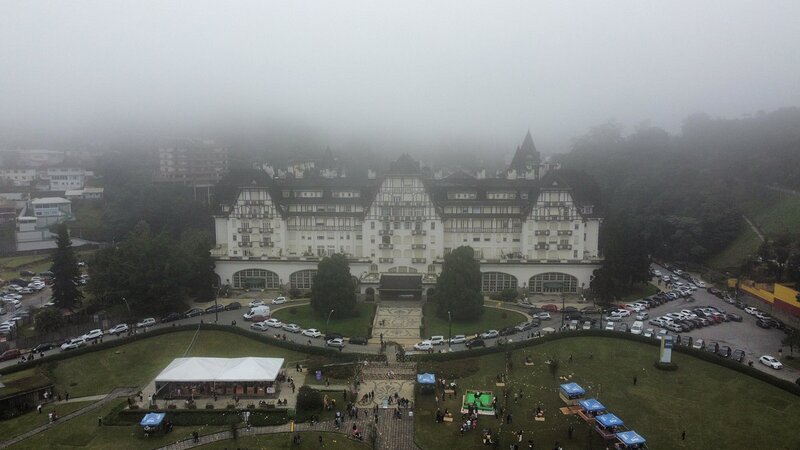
[509,130,540,171]
[154,357,284,383]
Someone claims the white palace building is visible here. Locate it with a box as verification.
[212,133,602,300]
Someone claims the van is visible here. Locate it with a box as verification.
[244,305,271,322]
[630,321,644,335]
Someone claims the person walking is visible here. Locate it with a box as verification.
[682,430,686,440]
[633,376,637,386]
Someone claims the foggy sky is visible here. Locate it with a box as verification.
[1,0,799,154]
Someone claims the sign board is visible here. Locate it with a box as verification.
[659,335,673,363]
[315,370,322,381]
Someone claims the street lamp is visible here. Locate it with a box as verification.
[325,309,335,336]
[448,311,452,351]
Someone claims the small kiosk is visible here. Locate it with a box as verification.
[615,430,647,449]
[416,373,436,395]
[576,398,607,422]
[594,413,624,440]
[558,382,586,405]
[140,412,166,437]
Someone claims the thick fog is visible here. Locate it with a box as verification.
[1,0,799,153]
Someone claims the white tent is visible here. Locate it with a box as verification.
[154,357,284,383]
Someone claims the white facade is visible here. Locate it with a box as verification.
[213,152,602,297]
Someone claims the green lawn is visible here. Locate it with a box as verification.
[272,303,376,337]
[198,432,371,449]
[0,401,93,439]
[7,400,228,450]
[422,302,527,337]
[618,283,660,303]
[46,330,309,398]
[707,224,762,271]
[414,337,800,450]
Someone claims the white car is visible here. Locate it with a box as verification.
[429,336,445,345]
[60,338,86,351]
[582,321,592,330]
[250,321,270,331]
[695,281,706,288]
[271,297,288,305]
[615,310,632,317]
[534,312,551,320]
[82,329,104,340]
[692,338,704,350]
[643,328,654,338]
[136,318,156,328]
[282,323,301,333]
[759,355,783,369]
[636,312,649,320]
[107,324,129,336]
[449,335,466,344]
[605,315,622,322]
[302,328,322,338]
[264,318,283,328]
[480,330,499,339]
[414,341,433,351]
[605,322,616,331]
[249,300,266,308]
[326,338,345,348]
[744,306,759,315]
[19,288,33,295]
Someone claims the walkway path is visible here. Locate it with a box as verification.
[0,387,139,449]
[372,303,422,346]
[742,214,765,242]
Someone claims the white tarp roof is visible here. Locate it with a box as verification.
[154,357,284,383]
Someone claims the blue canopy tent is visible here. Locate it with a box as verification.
[140,412,166,436]
[558,382,586,405]
[416,373,436,394]
[576,398,606,422]
[616,430,646,448]
[595,413,624,440]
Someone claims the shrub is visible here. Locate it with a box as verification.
[296,385,323,412]
[654,361,679,371]
[205,404,214,410]
[288,288,303,299]
[187,403,198,410]
[167,404,177,409]
[498,288,518,302]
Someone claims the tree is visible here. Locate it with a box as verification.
[34,308,65,333]
[433,246,484,321]
[296,385,322,412]
[50,224,83,310]
[310,253,356,318]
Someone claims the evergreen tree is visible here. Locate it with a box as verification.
[310,253,356,318]
[50,224,83,310]
[434,246,484,321]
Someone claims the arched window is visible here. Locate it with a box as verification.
[290,270,317,290]
[232,269,280,289]
[481,272,518,293]
[528,273,578,294]
[369,264,379,273]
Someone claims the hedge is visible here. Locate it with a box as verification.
[0,324,361,377]
[105,404,291,426]
[407,330,800,396]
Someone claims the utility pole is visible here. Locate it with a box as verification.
[325,309,335,336]
[448,311,452,352]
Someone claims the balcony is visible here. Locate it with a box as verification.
[534,230,550,236]
[237,242,253,247]
[412,229,426,236]
[535,244,549,250]
[379,257,394,263]
[237,227,252,233]
[262,241,274,247]
[557,244,573,250]
[379,243,393,249]
[258,227,273,234]
[412,258,427,263]
[378,229,393,236]
[412,244,426,250]
[557,230,573,236]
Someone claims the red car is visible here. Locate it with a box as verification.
[542,304,559,312]
[0,348,21,362]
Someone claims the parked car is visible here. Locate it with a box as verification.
[414,341,433,351]
[534,312,551,320]
[271,297,288,305]
[82,329,104,341]
[726,313,743,322]
[224,302,242,311]
[106,323,129,336]
[0,348,21,361]
[744,306,759,315]
[429,336,445,345]
[541,304,559,312]
[349,336,368,345]
[449,335,467,344]
[251,321,270,331]
[302,328,322,338]
[643,328,654,338]
[282,323,301,333]
[618,323,629,333]
[465,337,485,348]
[248,300,265,308]
[759,355,783,369]
[184,308,204,318]
[136,318,156,328]
[605,314,622,322]
[756,319,772,329]
[732,349,746,363]
[205,304,225,314]
[499,327,516,336]
[31,342,56,353]
[718,345,732,358]
[582,321,592,330]
[326,338,346,348]
[60,338,86,351]
[514,322,534,332]
[630,321,644,335]
[325,332,343,341]
[635,312,649,320]
[264,318,283,328]
[692,338,704,350]
[480,330,499,339]
[160,312,182,323]
[605,322,616,331]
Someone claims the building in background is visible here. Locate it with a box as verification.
[211,133,603,300]
[30,197,72,228]
[154,139,229,203]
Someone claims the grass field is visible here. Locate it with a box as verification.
[0,250,95,281]
[414,337,800,450]
[422,302,527,337]
[198,432,370,449]
[46,330,308,398]
[6,400,228,450]
[272,303,376,337]
[0,401,93,439]
[707,224,762,271]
